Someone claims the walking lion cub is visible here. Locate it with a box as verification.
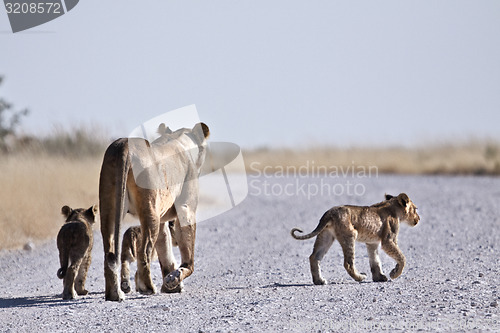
[120,221,178,294]
[291,193,419,284]
[57,205,97,299]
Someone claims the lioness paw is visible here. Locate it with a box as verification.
[162,281,184,293]
[163,270,182,291]
[373,274,388,282]
[106,288,125,302]
[390,268,402,279]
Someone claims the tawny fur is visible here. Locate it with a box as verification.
[120,221,177,293]
[99,122,209,301]
[57,205,97,300]
[291,193,420,284]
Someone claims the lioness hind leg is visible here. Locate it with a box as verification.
[338,231,366,282]
[309,229,335,285]
[100,207,125,302]
[156,221,180,293]
[366,243,387,282]
[136,221,159,295]
[75,253,92,295]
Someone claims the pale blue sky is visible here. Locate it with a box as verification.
[1,1,500,148]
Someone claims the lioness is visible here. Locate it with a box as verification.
[291,193,419,284]
[99,122,209,301]
[120,221,177,293]
[57,205,97,300]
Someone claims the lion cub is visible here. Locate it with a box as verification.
[120,221,177,293]
[291,193,420,284]
[57,205,97,300]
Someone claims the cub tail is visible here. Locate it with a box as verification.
[291,212,330,240]
[57,246,69,279]
[57,266,67,279]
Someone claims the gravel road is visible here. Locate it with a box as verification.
[1,175,499,332]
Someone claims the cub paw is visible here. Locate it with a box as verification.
[76,289,89,296]
[354,273,367,282]
[121,281,131,294]
[313,278,327,285]
[62,291,76,300]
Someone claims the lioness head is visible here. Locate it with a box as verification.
[61,205,98,224]
[385,193,420,226]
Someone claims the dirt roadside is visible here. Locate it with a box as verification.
[0,175,499,332]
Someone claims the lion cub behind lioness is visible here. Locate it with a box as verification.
[120,221,178,294]
[291,193,420,284]
[57,205,97,300]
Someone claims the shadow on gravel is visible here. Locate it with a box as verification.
[225,283,312,290]
[261,282,311,288]
[0,292,104,308]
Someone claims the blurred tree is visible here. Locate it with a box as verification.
[0,76,29,152]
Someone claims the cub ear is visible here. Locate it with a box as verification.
[157,123,172,135]
[397,193,410,207]
[385,194,394,200]
[85,205,98,223]
[61,205,72,218]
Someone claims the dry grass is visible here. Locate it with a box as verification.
[244,142,500,175]
[1,140,499,251]
[0,155,102,250]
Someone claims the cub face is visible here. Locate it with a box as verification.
[386,193,420,226]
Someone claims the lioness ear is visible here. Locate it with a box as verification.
[157,123,172,135]
[397,193,410,208]
[61,205,72,218]
[200,123,210,138]
[385,194,394,200]
[192,122,210,141]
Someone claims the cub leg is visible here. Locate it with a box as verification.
[366,243,387,282]
[75,252,92,295]
[120,228,138,294]
[120,259,132,293]
[62,258,83,300]
[338,230,366,282]
[381,240,406,279]
[309,229,335,285]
